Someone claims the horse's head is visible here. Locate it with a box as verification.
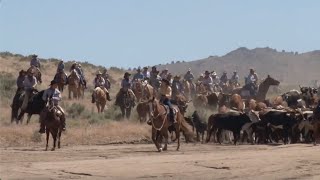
[263,75,280,86]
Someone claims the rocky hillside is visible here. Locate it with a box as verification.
[156,47,320,86]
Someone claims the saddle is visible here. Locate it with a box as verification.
[162,104,179,124]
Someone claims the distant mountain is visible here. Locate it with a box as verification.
[155,47,320,86]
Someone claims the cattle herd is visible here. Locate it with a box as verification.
[147,85,320,149]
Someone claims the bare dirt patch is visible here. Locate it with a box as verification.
[1,143,320,180]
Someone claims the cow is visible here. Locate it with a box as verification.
[191,111,207,143]
[230,94,245,112]
[252,110,300,144]
[206,111,251,145]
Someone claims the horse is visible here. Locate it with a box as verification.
[93,87,107,113]
[68,70,80,99]
[232,75,280,101]
[54,71,67,92]
[147,97,193,152]
[13,90,46,124]
[182,80,191,101]
[132,79,144,102]
[27,66,42,83]
[136,101,149,123]
[116,90,135,119]
[43,98,63,151]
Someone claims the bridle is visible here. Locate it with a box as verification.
[148,100,167,131]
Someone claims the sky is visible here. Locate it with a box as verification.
[0,0,319,68]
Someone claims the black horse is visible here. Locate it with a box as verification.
[11,90,46,124]
[116,91,135,119]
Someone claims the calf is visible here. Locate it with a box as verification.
[191,111,207,142]
[206,111,251,145]
[254,110,298,144]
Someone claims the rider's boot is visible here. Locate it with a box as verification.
[106,92,112,101]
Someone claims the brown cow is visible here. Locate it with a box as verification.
[230,94,245,112]
[248,99,267,111]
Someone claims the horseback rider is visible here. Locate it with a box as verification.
[159,79,176,123]
[160,68,169,80]
[92,71,112,103]
[167,73,173,84]
[198,74,204,83]
[30,54,41,70]
[184,68,195,91]
[220,71,228,85]
[203,71,213,92]
[16,70,26,93]
[150,67,161,89]
[55,60,68,84]
[75,63,87,88]
[102,68,111,90]
[132,68,144,82]
[21,69,38,111]
[115,72,136,106]
[39,80,66,133]
[142,66,150,79]
[244,68,259,96]
[211,71,220,90]
[172,75,183,99]
[230,71,240,86]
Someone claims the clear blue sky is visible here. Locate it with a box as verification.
[1,0,319,68]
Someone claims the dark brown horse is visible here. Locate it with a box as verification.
[232,75,280,101]
[43,98,63,151]
[54,71,67,92]
[147,97,193,152]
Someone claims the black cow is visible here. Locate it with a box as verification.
[206,111,251,145]
[191,111,207,142]
[253,110,299,144]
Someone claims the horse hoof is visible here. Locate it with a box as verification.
[158,148,163,152]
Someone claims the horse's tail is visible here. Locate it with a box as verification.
[180,116,194,142]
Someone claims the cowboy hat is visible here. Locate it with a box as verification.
[174,75,181,79]
[164,68,168,71]
[50,80,58,86]
[143,66,148,69]
[204,70,210,75]
[188,68,191,71]
[96,71,102,75]
[162,78,170,85]
[31,54,37,57]
[124,72,131,76]
[212,72,217,76]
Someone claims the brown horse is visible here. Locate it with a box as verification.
[43,99,63,151]
[232,75,280,101]
[147,97,193,152]
[136,101,149,123]
[27,66,42,83]
[68,70,80,99]
[93,87,107,113]
[54,71,67,92]
[132,79,144,102]
[182,80,191,101]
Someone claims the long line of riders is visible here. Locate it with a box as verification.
[10,55,320,151]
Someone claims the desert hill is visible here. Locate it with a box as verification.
[155,47,320,86]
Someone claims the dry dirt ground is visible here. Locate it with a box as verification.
[1,143,320,180]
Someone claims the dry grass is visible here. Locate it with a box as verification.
[0,120,151,147]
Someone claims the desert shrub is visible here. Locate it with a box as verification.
[66,103,85,118]
[0,72,16,100]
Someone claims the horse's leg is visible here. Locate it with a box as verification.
[45,129,49,151]
[51,130,57,151]
[162,129,169,151]
[26,114,32,124]
[152,128,161,152]
[175,123,181,151]
[58,128,62,149]
[126,108,131,119]
[120,107,125,119]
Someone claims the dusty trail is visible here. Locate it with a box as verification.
[1,143,320,180]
